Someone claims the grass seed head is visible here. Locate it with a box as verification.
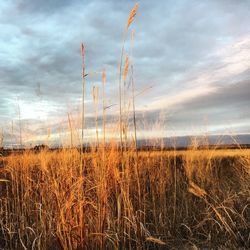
[81,43,84,58]
[146,237,166,245]
[188,181,207,198]
[127,3,139,30]
[102,70,106,84]
[124,54,129,82]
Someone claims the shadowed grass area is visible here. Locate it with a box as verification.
[0,147,249,249]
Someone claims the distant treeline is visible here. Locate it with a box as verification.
[1,144,250,157]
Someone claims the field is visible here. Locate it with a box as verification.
[1,2,250,250]
[0,147,249,249]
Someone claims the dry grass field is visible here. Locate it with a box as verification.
[0,146,249,249]
[1,2,250,250]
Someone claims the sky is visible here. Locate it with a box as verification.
[0,0,250,146]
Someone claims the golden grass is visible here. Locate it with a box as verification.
[123,54,129,83]
[127,3,139,30]
[1,2,249,250]
[0,147,249,249]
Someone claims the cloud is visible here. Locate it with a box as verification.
[0,0,250,143]
[16,0,75,14]
[148,79,250,136]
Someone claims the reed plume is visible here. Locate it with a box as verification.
[127,3,139,30]
[124,54,129,83]
[188,181,207,198]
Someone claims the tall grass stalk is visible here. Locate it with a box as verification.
[123,54,129,150]
[17,99,22,148]
[80,43,85,154]
[0,128,3,149]
[102,70,106,150]
[92,85,99,149]
[118,3,139,154]
[67,112,73,148]
[11,120,14,150]
[130,30,137,152]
